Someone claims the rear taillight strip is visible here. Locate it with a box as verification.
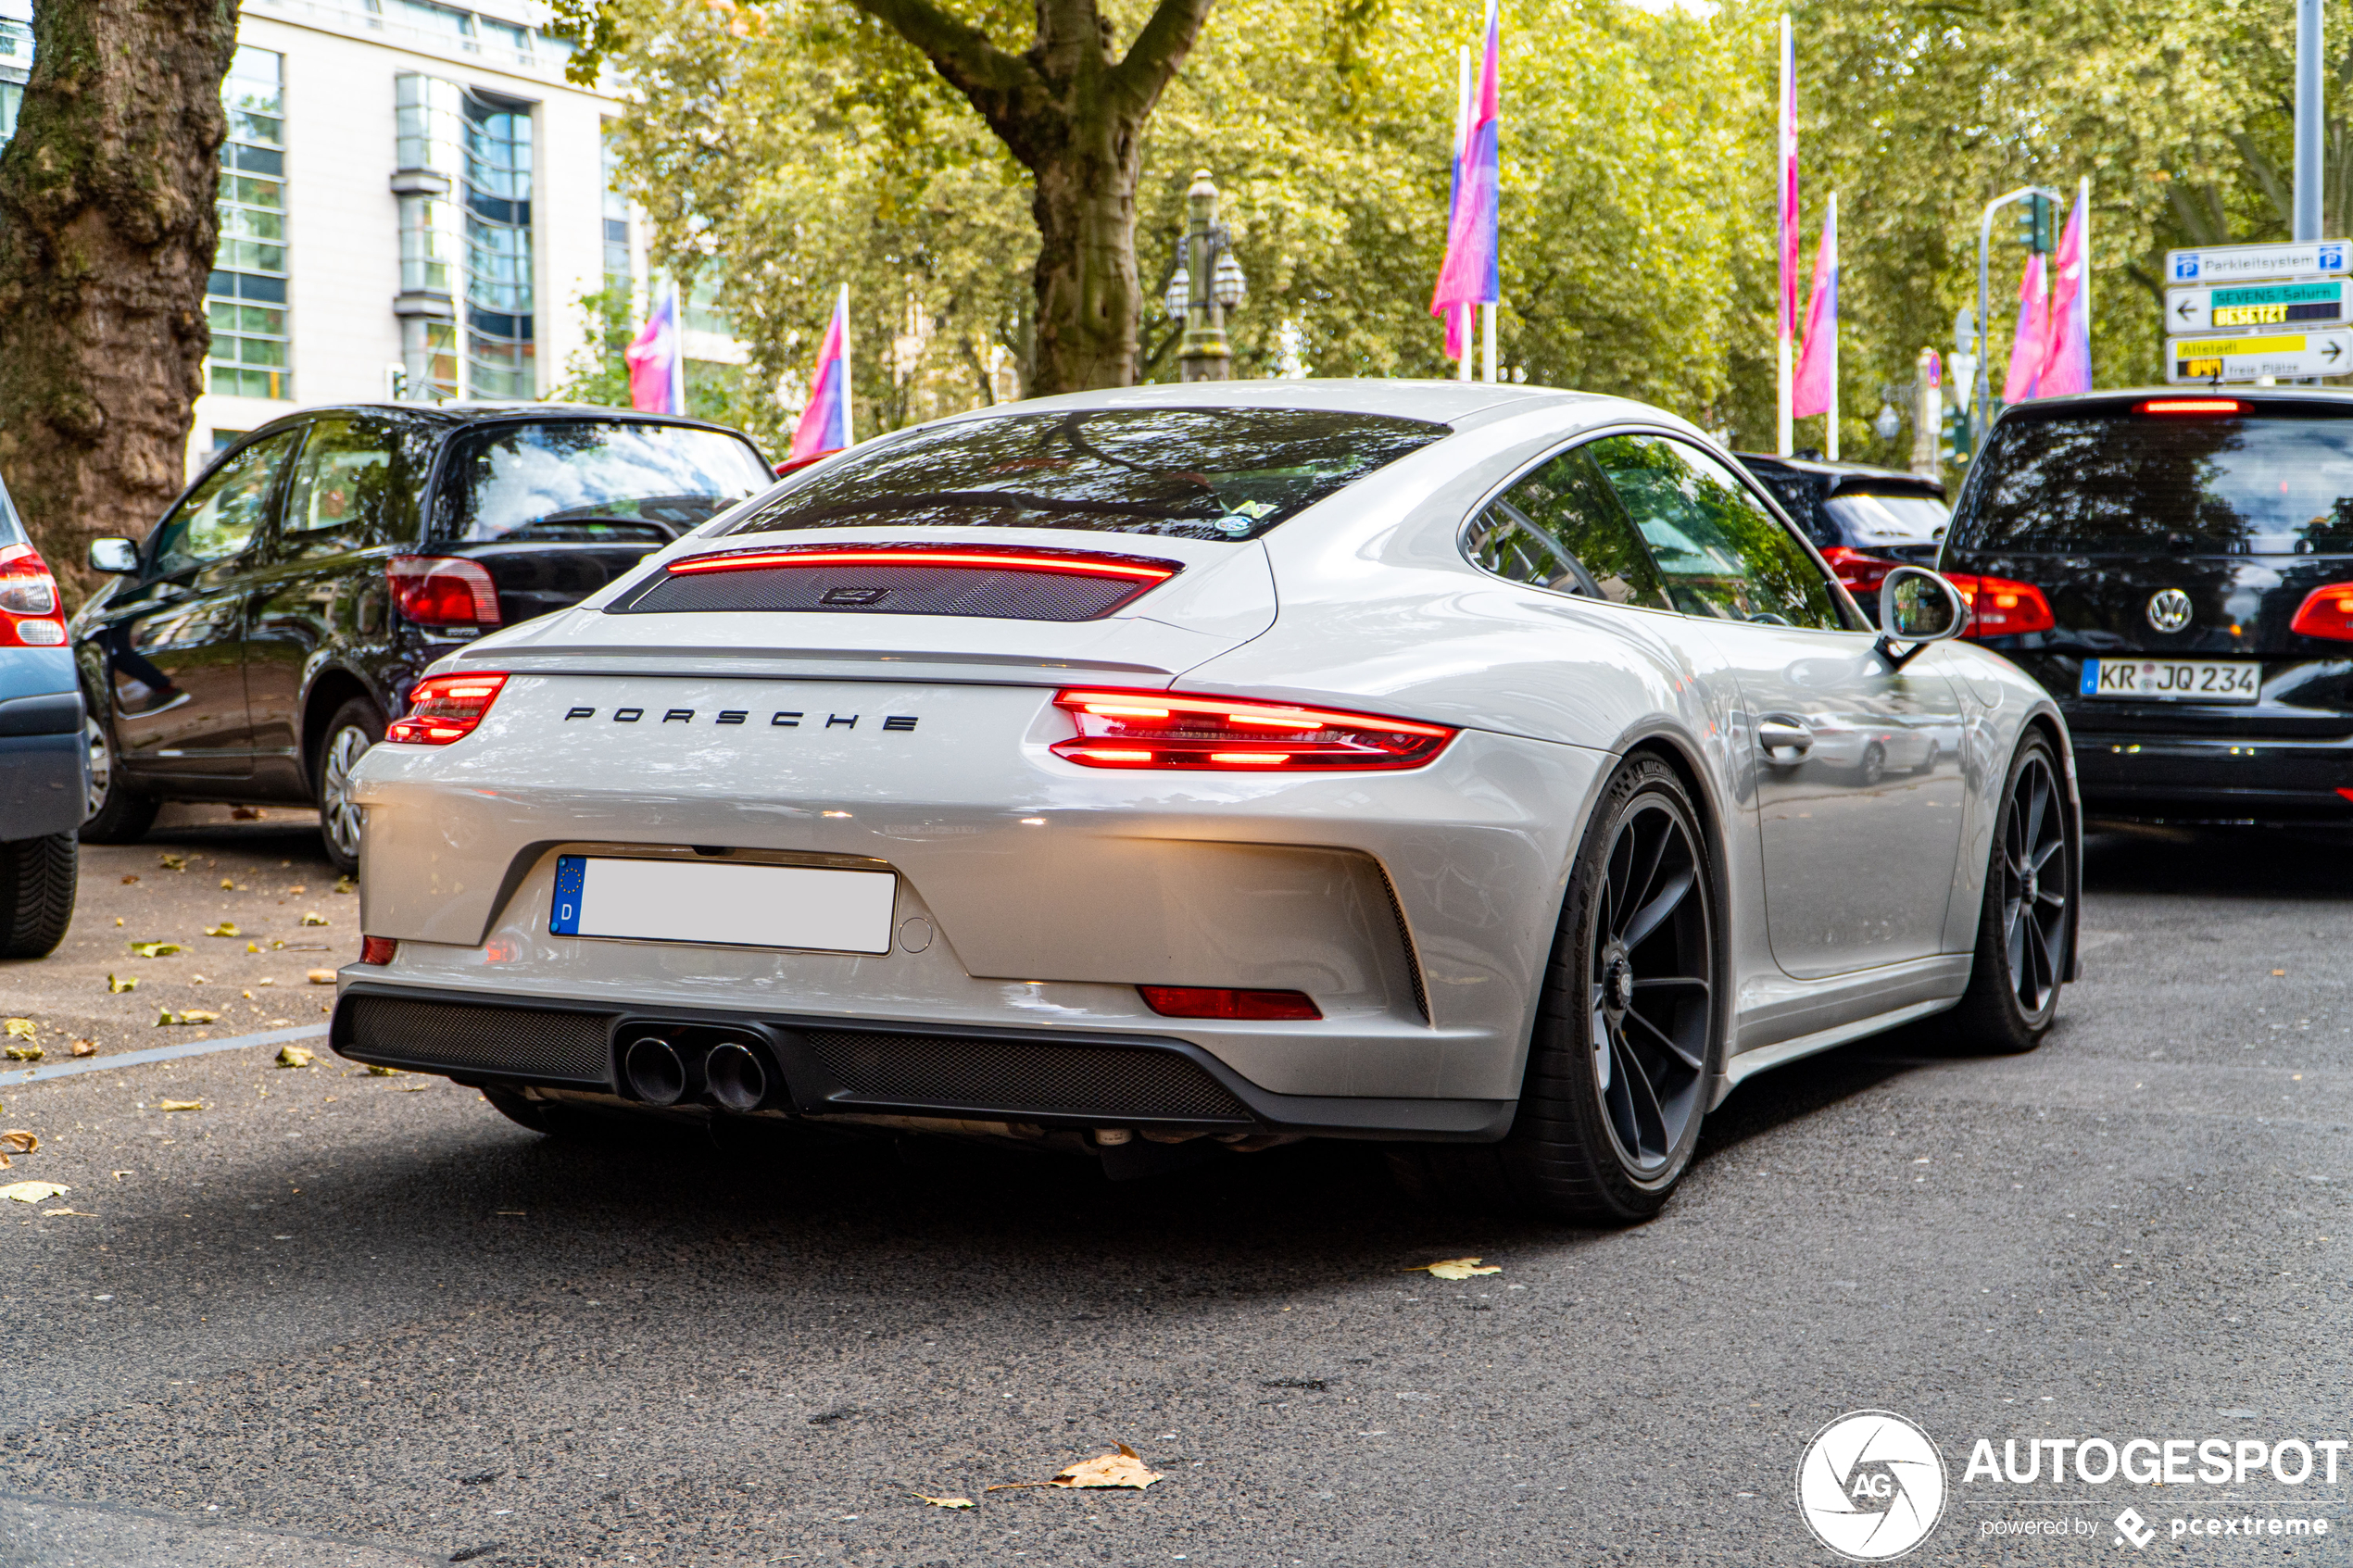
[0,543,68,647]
[2290,583,2353,642]
[668,546,1179,583]
[1050,687,1454,771]
[1945,572,2057,638]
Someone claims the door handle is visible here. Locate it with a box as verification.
[1757,716,1814,755]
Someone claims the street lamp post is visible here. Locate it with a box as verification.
[1171,169,1247,383]
[1973,183,2066,439]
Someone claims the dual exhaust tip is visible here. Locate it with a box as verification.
[623,1035,776,1113]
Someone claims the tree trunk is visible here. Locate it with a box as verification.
[1028,101,1144,395]
[0,0,240,598]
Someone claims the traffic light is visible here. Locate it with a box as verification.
[2016,193,2054,254]
[1943,403,1971,462]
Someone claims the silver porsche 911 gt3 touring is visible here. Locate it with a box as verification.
[333,381,2076,1223]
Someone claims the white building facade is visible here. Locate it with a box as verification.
[0,0,642,470]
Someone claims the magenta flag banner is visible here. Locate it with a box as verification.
[1430,1,1500,358]
[2003,254,2049,404]
[787,286,853,463]
[2038,195,2092,396]
[1792,204,1836,420]
[623,289,685,415]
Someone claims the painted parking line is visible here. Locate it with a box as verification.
[0,1022,331,1088]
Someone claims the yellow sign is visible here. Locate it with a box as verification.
[2212,304,2291,326]
[2172,333,2309,358]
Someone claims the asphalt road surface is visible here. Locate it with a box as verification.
[0,814,2346,1566]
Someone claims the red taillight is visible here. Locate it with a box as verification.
[2141,398,2244,415]
[1945,572,2057,638]
[1818,546,1904,601]
[2289,582,2353,642]
[386,556,501,629]
[1049,687,1455,771]
[666,545,1179,584]
[359,936,396,965]
[0,544,67,648]
[1138,985,1322,1021]
[384,671,509,745]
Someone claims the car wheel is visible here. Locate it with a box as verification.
[315,697,384,876]
[1857,740,1886,786]
[1389,754,1722,1224]
[0,832,78,960]
[77,711,159,844]
[1943,730,2072,1054]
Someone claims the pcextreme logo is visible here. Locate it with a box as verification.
[1795,1411,1949,1561]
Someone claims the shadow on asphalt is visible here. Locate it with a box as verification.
[2082,822,2353,899]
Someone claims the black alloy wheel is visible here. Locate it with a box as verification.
[1389,753,1721,1223]
[1945,732,2072,1053]
[315,696,385,876]
[77,709,158,845]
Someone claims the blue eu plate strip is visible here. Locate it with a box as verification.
[550,855,585,935]
[2078,660,2101,696]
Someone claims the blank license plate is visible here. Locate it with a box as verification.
[2080,659,2260,703]
[548,856,896,953]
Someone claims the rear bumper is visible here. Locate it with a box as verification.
[0,689,86,841]
[331,979,1515,1141]
[2073,730,2353,820]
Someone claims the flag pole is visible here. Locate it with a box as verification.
[1455,44,1473,383]
[2078,175,2092,385]
[1825,190,1838,461]
[837,282,853,444]
[1776,14,1794,457]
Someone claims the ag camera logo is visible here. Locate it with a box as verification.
[1796,1411,1949,1561]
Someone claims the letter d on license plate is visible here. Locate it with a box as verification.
[2080,659,2260,703]
[548,855,896,952]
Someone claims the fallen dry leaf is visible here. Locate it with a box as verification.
[0,1181,67,1203]
[69,1040,95,1058]
[287,884,307,895]
[365,1064,403,1076]
[988,1444,1163,1493]
[156,1010,220,1027]
[158,853,186,871]
[1405,1258,1502,1280]
[300,911,330,927]
[4,1044,42,1062]
[107,974,137,993]
[0,1151,9,1168]
[129,942,182,958]
[1,1131,38,1154]
[911,1493,975,1510]
[333,876,356,894]
[158,1100,205,1112]
[219,878,236,890]
[307,969,335,985]
[276,1045,315,1068]
[3,1018,33,1041]
[245,942,261,954]
[231,806,262,820]
[120,874,139,885]
[204,922,240,938]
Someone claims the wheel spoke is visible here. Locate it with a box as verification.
[1620,864,1694,950]
[1615,1032,1667,1156]
[1632,975,1708,994]
[1614,817,1669,939]
[1623,1005,1705,1073]
[2023,914,2053,1002]
[2031,833,2065,872]
[2022,767,2049,851]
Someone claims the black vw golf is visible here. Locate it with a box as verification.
[1942,388,2353,822]
[72,404,771,871]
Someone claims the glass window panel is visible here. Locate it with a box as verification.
[283,416,403,543]
[149,428,300,570]
[438,421,772,542]
[1466,448,1673,608]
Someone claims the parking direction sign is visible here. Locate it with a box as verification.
[2167,328,2353,383]
[2167,241,2352,283]
[2165,279,2346,333]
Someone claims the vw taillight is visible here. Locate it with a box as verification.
[1818,546,1904,602]
[0,544,67,647]
[1050,688,1455,771]
[385,671,508,745]
[386,557,501,629]
[1945,572,2057,638]
[2290,583,2353,642]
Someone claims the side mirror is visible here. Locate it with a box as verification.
[88,538,139,574]
[1876,566,1968,669]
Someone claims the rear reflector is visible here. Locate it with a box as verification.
[2140,398,2244,415]
[385,671,509,745]
[359,936,396,965]
[616,543,1183,621]
[1945,572,2057,638]
[386,556,501,628]
[1138,985,1322,1021]
[2289,583,2353,642]
[1051,688,1455,771]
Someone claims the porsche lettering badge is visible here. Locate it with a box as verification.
[560,706,918,732]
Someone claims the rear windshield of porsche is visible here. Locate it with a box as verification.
[725,408,1450,543]
[1952,402,2353,555]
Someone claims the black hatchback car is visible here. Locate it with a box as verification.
[1736,452,1949,619]
[1941,388,2353,822]
[72,404,772,870]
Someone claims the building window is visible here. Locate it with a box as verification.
[207,45,289,400]
[462,93,534,398]
[393,74,533,401]
[0,18,30,145]
[600,120,630,290]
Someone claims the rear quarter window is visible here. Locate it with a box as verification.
[1953,406,2353,555]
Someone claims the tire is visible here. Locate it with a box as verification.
[1389,754,1722,1224]
[314,696,384,876]
[1857,740,1886,787]
[78,711,159,844]
[1942,730,2073,1054]
[0,832,78,959]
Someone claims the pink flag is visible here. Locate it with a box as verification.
[2037,196,2092,396]
[623,289,684,415]
[787,286,853,463]
[2003,254,2048,404]
[1430,2,1500,361]
[1791,205,1836,419]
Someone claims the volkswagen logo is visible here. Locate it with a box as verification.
[2145,588,2194,633]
